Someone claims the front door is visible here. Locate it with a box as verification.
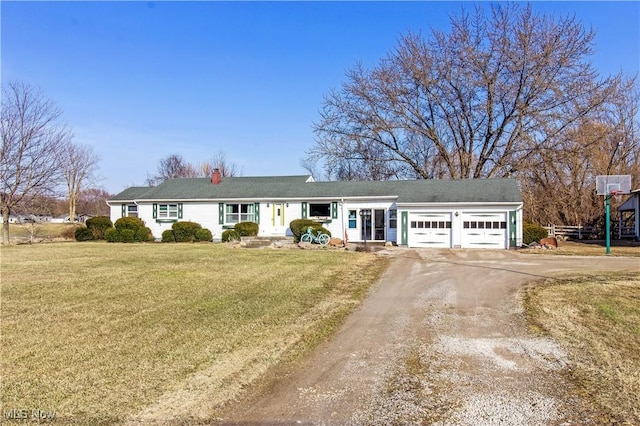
[272,203,286,235]
[374,209,385,241]
[360,209,385,241]
[360,209,372,241]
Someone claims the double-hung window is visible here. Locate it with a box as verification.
[127,205,138,218]
[225,203,255,224]
[348,210,357,228]
[389,209,397,229]
[158,204,179,219]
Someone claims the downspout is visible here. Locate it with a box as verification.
[340,198,346,245]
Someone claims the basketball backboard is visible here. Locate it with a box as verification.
[596,175,632,195]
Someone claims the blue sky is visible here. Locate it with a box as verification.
[2,1,639,194]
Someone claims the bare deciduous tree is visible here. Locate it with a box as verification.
[146,154,191,186]
[0,81,70,244]
[77,187,112,217]
[309,3,619,182]
[146,151,240,185]
[60,142,100,223]
[196,151,241,178]
[521,77,639,226]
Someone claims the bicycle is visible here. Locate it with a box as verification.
[300,226,330,245]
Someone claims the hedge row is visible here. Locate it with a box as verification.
[161,221,212,243]
[221,221,259,242]
[105,217,153,243]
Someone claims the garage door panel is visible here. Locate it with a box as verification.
[461,213,507,249]
[409,212,451,248]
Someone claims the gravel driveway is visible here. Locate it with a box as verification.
[218,249,639,425]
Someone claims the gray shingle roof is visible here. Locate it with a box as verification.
[109,175,521,204]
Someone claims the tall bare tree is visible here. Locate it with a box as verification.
[76,187,111,217]
[0,81,70,244]
[520,77,639,226]
[146,151,240,185]
[309,3,619,182]
[145,153,191,186]
[196,151,241,178]
[60,142,100,223]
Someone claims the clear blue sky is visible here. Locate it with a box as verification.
[2,1,639,194]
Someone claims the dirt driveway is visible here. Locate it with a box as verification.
[218,249,639,425]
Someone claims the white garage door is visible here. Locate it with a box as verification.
[408,212,452,248]
[461,212,507,249]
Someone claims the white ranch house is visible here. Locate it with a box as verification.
[108,172,523,249]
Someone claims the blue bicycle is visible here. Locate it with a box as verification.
[300,226,330,245]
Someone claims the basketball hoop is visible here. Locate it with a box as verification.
[610,190,623,203]
[595,175,633,255]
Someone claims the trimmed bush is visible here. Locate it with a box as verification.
[120,229,135,243]
[85,216,113,240]
[162,229,176,243]
[104,228,120,242]
[172,221,202,242]
[74,227,94,241]
[195,228,213,242]
[523,222,548,245]
[234,221,259,237]
[107,217,151,243]
[289,219,331,243]
[135,226,154,242]
[289,219,317,243]
[222,229,240,242]
[114,217,146,231]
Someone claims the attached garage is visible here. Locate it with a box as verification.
[408,212,452,248]
[461,212,508,249]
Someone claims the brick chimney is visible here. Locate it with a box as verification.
[211,168,222,185]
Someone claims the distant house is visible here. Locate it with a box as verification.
[108,172,524,249]
[618,189,640,240]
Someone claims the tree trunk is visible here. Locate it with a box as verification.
[2,208,10,245]
[69,193,76,224]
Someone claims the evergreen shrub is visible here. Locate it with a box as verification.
[74,227,94,241]
[523,222,548,245]
[106,217,151,243]
[135,227,154,242]
[162,229,176,243]
[289,219,331,243]
[114,217,146,231]
[234,221,259,237]
[222,229,240,242]
[85,216,113,240]
[120,229,135,243]
[104,228,120,242]
[195,228,213,242]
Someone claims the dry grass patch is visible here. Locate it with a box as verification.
[525,273,640,424]
[1,242,387,424]
[1,222,79,242]
[521,240,640,257]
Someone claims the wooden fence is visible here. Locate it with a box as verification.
[544,224,636,240]
[543,225,598,240]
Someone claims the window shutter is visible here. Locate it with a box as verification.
[178,203,183,219]
[152,204,158,219]
[301,202,307,219]
[509,210,517,248]
[121,204,126,217]
[254,203,260,224]
[331,202,338,219]
[218,203,224,224]
[401,211,408,245]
